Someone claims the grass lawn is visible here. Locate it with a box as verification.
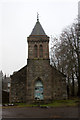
[14,98,80,107]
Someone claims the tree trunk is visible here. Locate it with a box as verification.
[67,76,70,99]
[71,73,75,97]
[77,55,80,97]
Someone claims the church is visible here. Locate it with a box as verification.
[10,16,67,103]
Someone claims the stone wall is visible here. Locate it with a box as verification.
[52,68,67,99]
[26,59,53,102]
[10,61,67,103]
[10,66,27,103]
[10,62,67,103]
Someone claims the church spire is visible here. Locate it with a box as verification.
[30,14,46,36]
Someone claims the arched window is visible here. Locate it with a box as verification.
[39,45,43,58]
[34,79,44,100]
[34,45,37,58]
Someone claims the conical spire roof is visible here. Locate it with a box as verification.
[30,19,46,36]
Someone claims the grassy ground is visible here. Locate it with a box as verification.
[13,98,80,108]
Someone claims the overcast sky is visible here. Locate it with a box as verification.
[0,0,79,76]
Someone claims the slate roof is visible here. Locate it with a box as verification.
[30,20,46,35]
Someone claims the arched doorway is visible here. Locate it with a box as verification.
[34,79,43,100]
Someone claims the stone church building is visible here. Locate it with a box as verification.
[10,17,67,103]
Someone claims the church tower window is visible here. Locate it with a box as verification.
[34,45,38,58]
[39,45,43,58]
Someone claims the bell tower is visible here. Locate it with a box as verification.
[27,16,49,60]
[26,15,52,102]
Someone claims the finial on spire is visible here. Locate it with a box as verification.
[37,12,39,22]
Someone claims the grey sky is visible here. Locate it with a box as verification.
[0,0,79,76]
[78,1,80,22]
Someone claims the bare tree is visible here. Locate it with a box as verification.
[50,20,80,97]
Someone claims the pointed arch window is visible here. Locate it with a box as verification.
[39,45,43,58]
[34,79,44,100]
[34,45,38,58]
